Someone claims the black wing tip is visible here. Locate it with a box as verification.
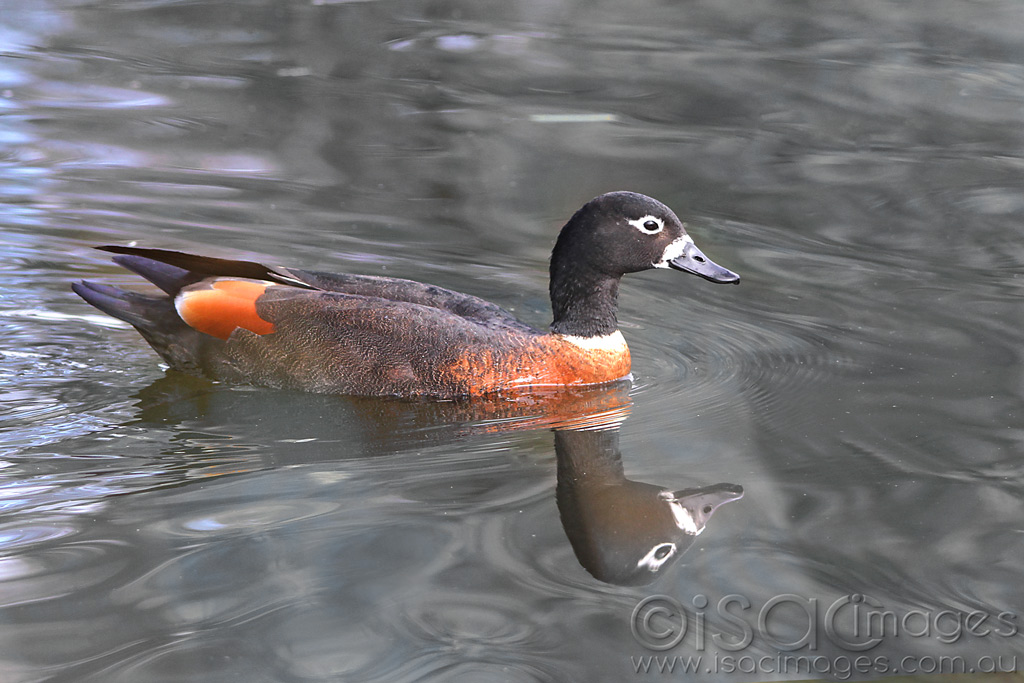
[72,280,149,327]
[96,245,188,258]
[93,244,318,291]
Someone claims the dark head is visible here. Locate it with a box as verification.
[549,192,739,336]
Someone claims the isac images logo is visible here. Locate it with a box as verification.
[630,593,1018,679]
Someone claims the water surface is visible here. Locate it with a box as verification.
[1,1,1022,681]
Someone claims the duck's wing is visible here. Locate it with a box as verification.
[94,246,535,333]
[283,268,536,333]
[95,246,316,291]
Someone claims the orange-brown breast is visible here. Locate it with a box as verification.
[176,279,276,340]
[443,332,632,396]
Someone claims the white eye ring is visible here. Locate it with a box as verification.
[628,215,664,235]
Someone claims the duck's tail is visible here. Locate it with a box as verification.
[72,253,214,374]
[71,279,171,329]
[72,248,199,327]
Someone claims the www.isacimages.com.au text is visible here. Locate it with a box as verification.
[631,652,1018,679]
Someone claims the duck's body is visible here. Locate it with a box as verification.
[73,192,739,398]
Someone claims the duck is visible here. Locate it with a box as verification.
[73,191,739,398]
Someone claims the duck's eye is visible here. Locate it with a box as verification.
[628,215,664,235]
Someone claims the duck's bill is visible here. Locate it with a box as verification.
[668,241,740,284]
[670,483,744,529]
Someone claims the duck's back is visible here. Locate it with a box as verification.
[283,268,537,334]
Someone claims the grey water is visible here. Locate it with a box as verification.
[1,1,1023,681]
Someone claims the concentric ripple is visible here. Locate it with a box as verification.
[630,309,859,435]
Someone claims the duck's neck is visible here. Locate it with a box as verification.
[549,264,622,338]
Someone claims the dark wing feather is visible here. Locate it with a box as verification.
[95,246,535,333]
[285,268,537,333]
[96,246,315,291]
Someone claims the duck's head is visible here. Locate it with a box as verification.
[552,191,740,283]
[549,192,739,337]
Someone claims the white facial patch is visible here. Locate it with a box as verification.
[636,542,677,572]
[627,215,664,235]
[652,234,694,268]
[660,491,703,535]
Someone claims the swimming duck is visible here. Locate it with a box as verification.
[73,191,739,398]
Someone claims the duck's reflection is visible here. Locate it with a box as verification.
[128,373,741,585]
[129,372,636,458]
[555,428,743,586]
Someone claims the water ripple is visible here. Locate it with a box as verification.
[381,593,568,683]
[396,594,539,648]
[630,308,852,434]
[25,83,171,110]
[0,538,128,607]
[0,520,78,550]
[153,500,342,538]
